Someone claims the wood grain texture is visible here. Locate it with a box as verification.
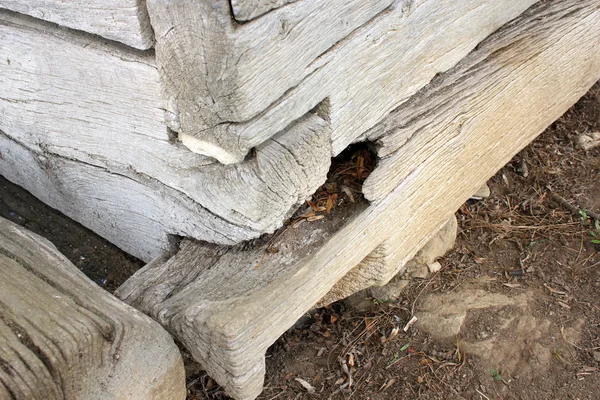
[0,11,332,260]
[150,0,536,163]
[229,0,298,21]
[361,0,600,202]
[148,0,393,163]
[0,0,153,49]
[0,217,185,399]
[118,1,600,397]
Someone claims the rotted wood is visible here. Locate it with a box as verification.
[0,217,185,399]
[117,0,600,398]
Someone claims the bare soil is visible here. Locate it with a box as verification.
[1,82,598,400]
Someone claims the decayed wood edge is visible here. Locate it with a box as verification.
[118,1,600,397]
[229,0,298,22]
[0,0,154,49]
[149,0,536,163]
[147,0,393,163]
[0,217,186,399]
[1,10,336,259]
[315,215,457,308]
[362,0,600,202]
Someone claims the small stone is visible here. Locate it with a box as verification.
[407,261,429,279]
[470,184,491,200]
[370,279,410,302]
[593,351,600,363]
[413,216,458,265]
[343,291,377,312]
[576,132,600,151]
[428,261,442,273]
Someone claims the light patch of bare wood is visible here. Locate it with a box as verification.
[0,217,185,399]
[117,2,600,398]
[0,0,153,49]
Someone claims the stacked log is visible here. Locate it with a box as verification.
[1,0,599,398]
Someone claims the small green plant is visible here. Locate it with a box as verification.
[579,209,589,221]
[490,368,502,381]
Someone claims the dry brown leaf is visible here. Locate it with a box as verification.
[300,211,316,219]
[380,378,395,391]
[307,215,325,222]
[326,194,338,213]
[357,156,365,178]
[306,200,318,211]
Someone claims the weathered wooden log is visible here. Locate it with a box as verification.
[0,0,542,261]
[116,1,600,398]
[0,217,186,399]
[361,0,600,203]
[0,10,334,261]
[0,1,153,49]
[148,0,537,162]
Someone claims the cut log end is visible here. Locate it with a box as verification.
[0,217,186,399]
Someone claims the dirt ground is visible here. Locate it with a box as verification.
[1,82,598,400]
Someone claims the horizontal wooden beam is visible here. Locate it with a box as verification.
[117,1,600,397]
[150,0,536,163]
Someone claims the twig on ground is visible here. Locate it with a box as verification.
[561,326,600,351]
[475,388,491,400]
[549,192,600,221]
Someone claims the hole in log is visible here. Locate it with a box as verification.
[287,141,377,226]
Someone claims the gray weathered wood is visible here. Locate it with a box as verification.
[149,0,536,163]
[0,0,153,49]
[148,0,392,163]
[0,11,332,261]
[117,1,600,398]
[0,217,186,399]
[361,0,600,202]
[230,0,298,21]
